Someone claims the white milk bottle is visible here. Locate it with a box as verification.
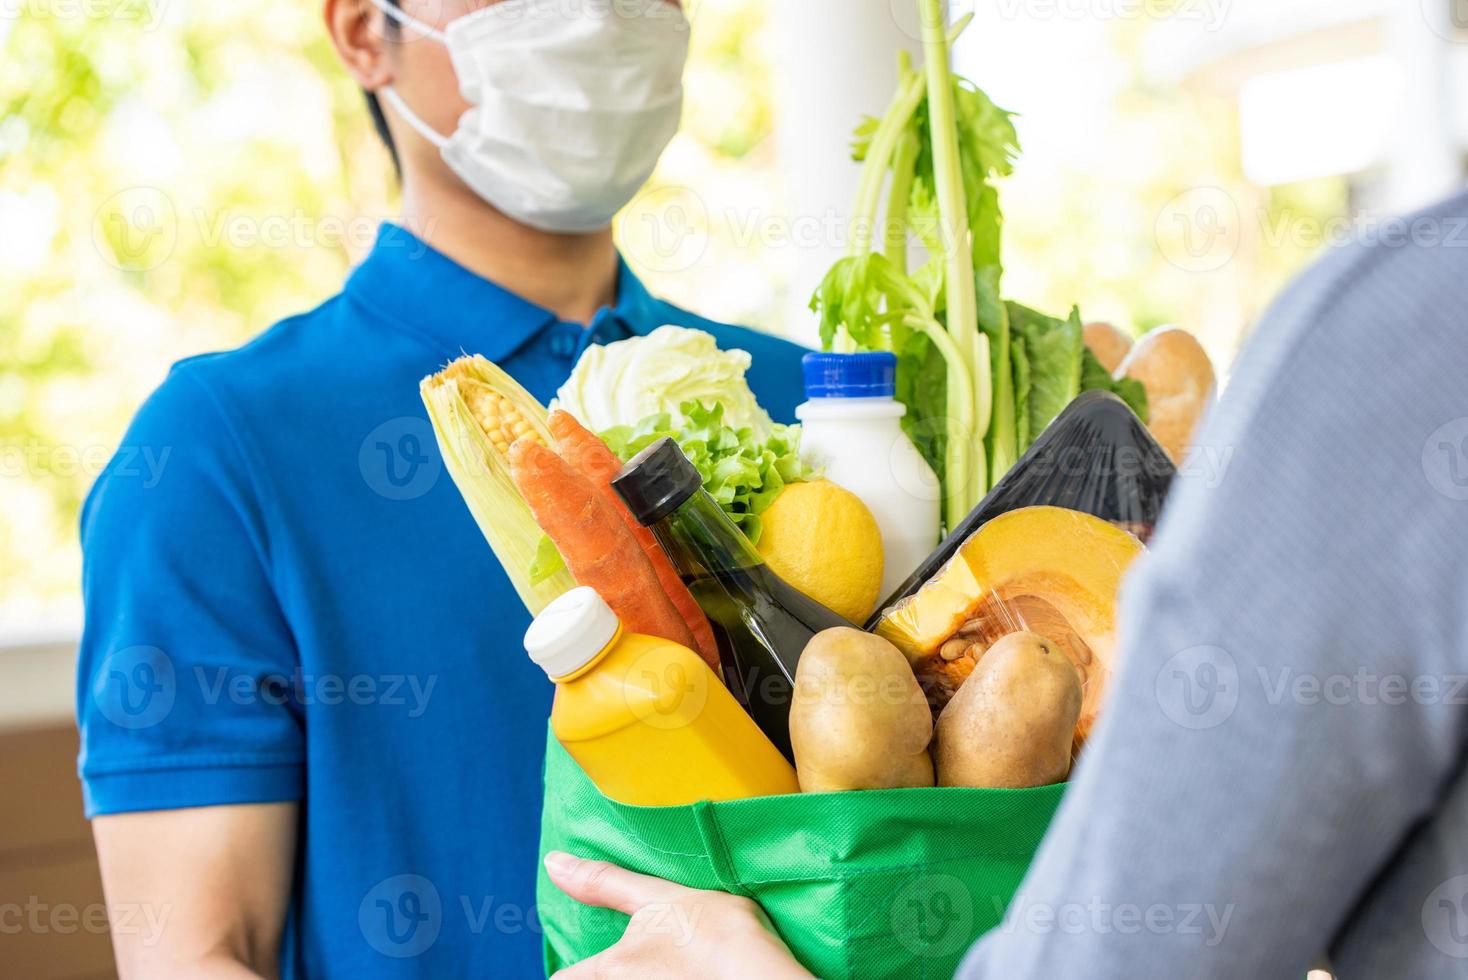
[796,352,941,605]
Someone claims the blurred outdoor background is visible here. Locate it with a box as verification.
[3,0,1467,634]
[2,1,1462,974]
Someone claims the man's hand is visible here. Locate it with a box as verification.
[543,851,812,980]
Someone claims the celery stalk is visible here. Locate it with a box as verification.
[813,8,997,530]
[986,299,1016,483]
[903,313,974,529]
[885,126,920,274]
[848,70,926,259]
[918,0,988,512]
[848,19,972,261]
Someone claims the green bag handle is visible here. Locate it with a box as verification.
[691,801,755,898]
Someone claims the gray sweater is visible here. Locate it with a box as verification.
[959,189,1468,979]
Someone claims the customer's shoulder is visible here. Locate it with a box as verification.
[1272,190,1468,344]
[1226,190,1468,401]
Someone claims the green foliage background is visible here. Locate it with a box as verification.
[0,1,1343,624]
[3,2,393,620]
[0,0,781,622]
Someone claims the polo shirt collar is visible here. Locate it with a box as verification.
[345,222,661,362]
[611,258,662,338]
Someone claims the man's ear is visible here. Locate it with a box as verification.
[324,0,394,91]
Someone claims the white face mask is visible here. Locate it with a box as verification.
[369,0,690,233]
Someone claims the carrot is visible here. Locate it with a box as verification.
[508,438,697,653]
[547,410,722,672]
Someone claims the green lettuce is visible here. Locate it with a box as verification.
[1007,302,1084,445]
[1007,302,1149,453]
[599,400,813,546]
[528,534,568,586]
[1080,347,1149,423]
[529,400,813,585]
[894,329,953,483]
[1011,326,1031,450]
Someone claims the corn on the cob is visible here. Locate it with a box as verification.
[421,355,575,614]
[458,381,537,457]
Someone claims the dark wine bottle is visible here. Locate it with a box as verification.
[612,438,853,763]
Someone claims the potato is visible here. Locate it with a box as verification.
[790,627,935,792]
[934,631,1081,789]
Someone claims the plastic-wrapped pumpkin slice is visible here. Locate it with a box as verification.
[873,506,1143,747]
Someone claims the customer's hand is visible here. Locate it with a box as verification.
[544,851,812,979]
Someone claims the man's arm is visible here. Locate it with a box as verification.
[77,368,306,975]
[93,803,297,979]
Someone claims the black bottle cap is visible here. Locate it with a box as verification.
[611,437,702,527]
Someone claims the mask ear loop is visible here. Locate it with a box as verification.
[364,0,447,42]
[362,0,451,149]
[377,85,451,149]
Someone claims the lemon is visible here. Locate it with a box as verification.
[757,480,884,623]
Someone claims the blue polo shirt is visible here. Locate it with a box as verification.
[76,223,807,978]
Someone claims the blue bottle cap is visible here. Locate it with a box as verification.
[801,351,897,399]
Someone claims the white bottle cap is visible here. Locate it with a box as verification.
[524,586,621,679]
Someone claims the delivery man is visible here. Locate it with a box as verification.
[539,189,1468,978]
[77,1,806,976]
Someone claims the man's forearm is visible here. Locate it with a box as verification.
[115,950,274,980]
[94,804,295,980]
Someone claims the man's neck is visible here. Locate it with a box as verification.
[399,180,621,327]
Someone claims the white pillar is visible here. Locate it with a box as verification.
[1381,1,1463,213]
[769,1,921,345]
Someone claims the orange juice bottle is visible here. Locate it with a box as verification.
[525,586,799,806]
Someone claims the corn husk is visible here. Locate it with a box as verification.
[421,355,575,614]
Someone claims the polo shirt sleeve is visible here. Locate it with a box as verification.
[76,363,304,816]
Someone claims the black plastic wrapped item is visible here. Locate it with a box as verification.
[866,391,1176,626]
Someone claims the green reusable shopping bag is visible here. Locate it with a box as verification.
[537,730,1066,979]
